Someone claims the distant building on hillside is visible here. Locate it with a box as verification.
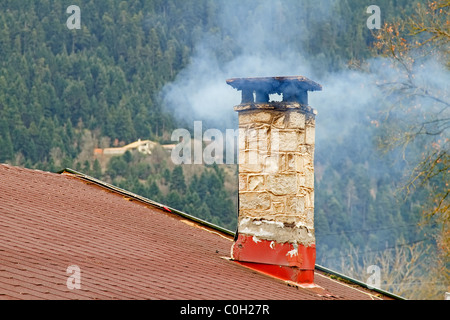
[103,139,156,155]
[95,139,175,156]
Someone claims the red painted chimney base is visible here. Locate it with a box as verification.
[234,261,315,285]
[231,234,316,285]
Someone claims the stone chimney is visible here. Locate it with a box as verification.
[226,76,322,285]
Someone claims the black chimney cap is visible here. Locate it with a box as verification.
[226,76,321,104]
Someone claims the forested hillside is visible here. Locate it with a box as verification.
[0,0,241,230]
[0,0,447,299]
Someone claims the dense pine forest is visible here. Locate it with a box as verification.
[0,0,448,299]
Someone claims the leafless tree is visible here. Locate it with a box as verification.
[371,0,449,288]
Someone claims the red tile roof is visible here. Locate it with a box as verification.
[0,164,395,300]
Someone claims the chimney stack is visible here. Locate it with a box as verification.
[227,76,322,285]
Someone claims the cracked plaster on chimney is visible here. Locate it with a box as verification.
[238,218,315,247]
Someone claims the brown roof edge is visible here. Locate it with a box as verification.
[57,168,405,300]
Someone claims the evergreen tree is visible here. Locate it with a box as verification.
[92,158,102,178]
[166,190,183,210]
[170,165,187,193]
[148,181,162,202]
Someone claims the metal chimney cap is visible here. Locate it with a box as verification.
[226,76,322,93]
[227,76,321,104]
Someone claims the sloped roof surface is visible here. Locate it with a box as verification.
[0,164,391,300]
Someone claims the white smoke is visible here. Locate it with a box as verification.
[160,0,338,130]
[160,0,449,177]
